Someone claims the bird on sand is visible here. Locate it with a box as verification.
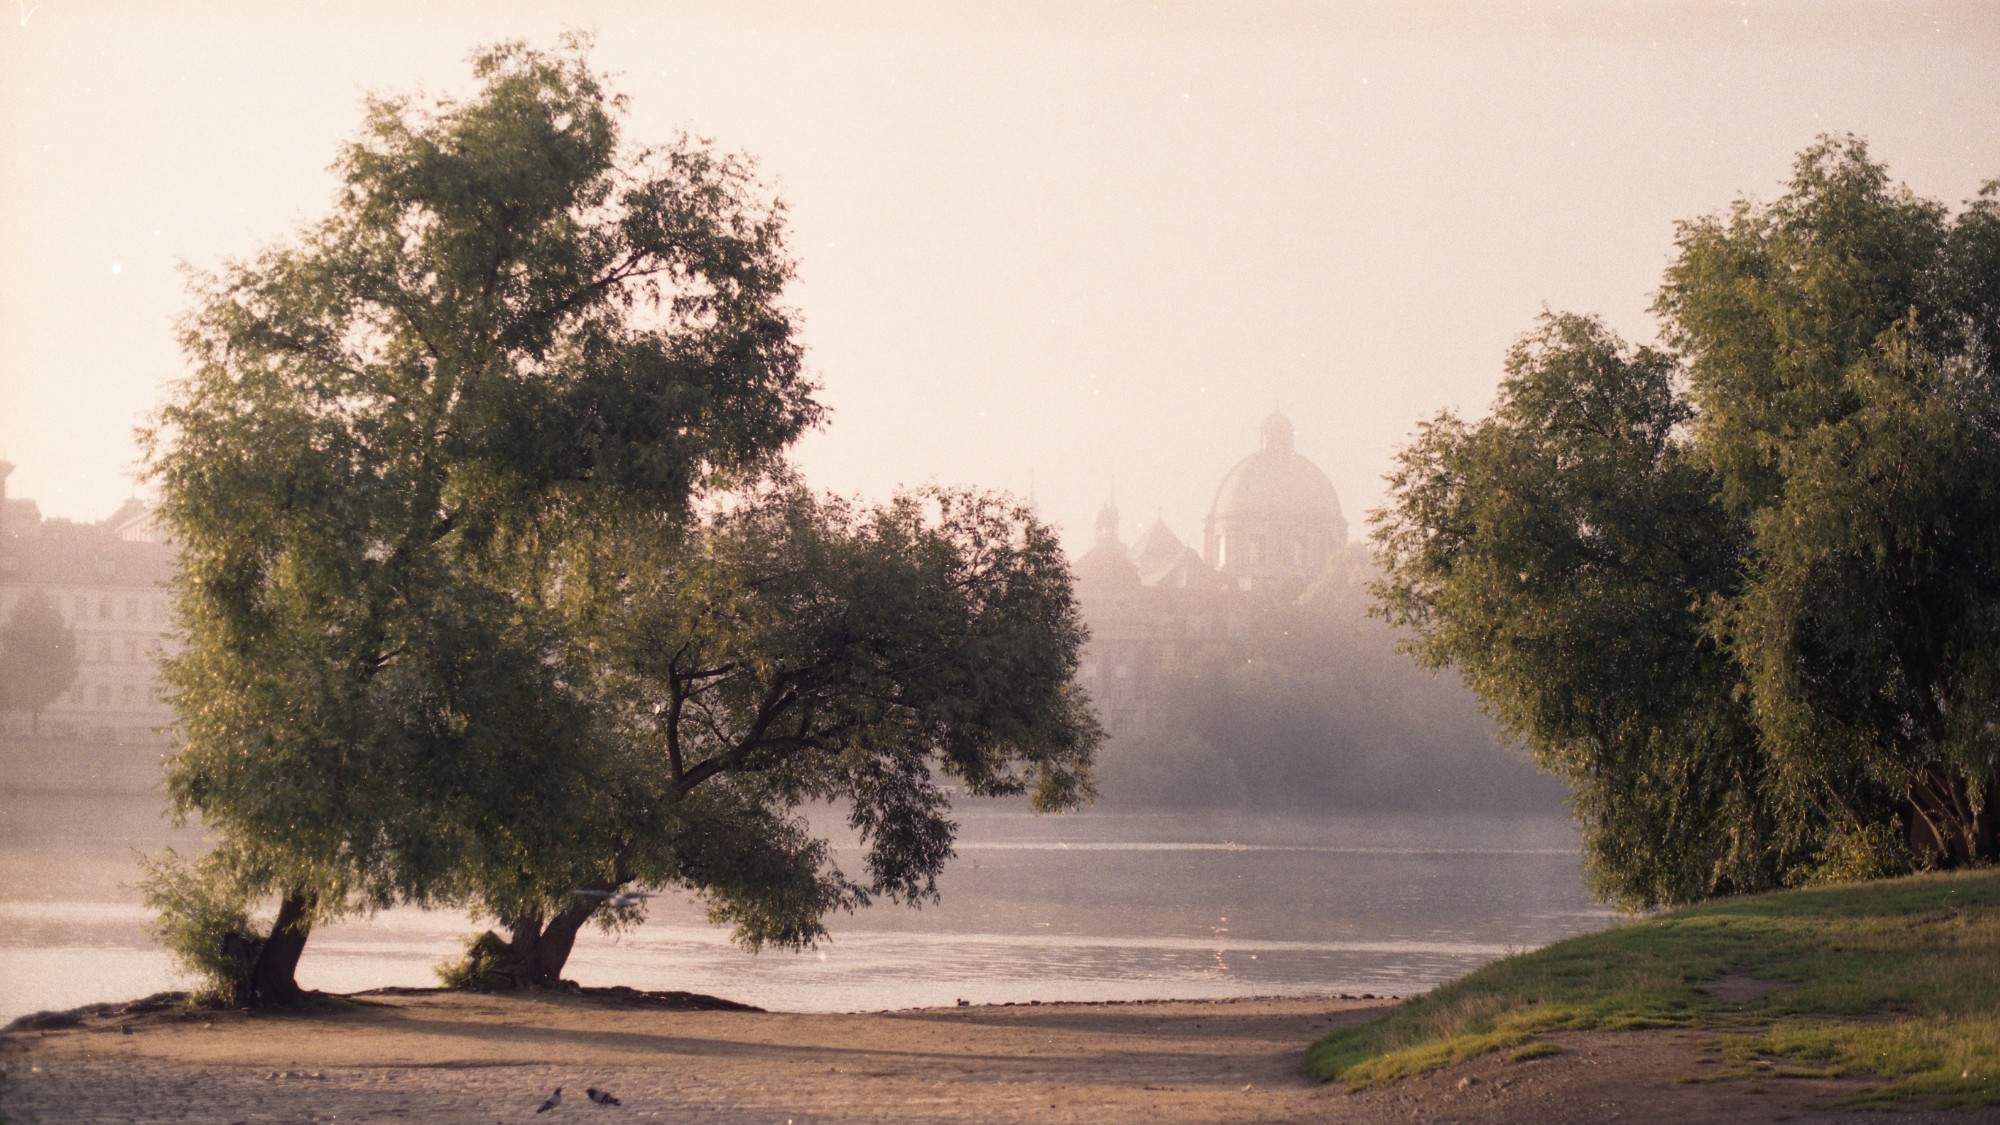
[586,1087,623,1106]
[536,1087,563,1113]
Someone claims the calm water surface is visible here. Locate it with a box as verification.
[0,790,1614,1022]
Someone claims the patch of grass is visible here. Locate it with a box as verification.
[1509,1041,1563,1062]
[1306,869,2000,1108]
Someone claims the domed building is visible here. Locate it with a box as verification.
[1072,411,1347,735]
[1204,412,1347,592]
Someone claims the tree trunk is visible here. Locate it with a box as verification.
[467,897,605,990]
[1903,769,2000,864]
[1975,775,1999,861]
[523,899,599,985]
[248,891,316,1004]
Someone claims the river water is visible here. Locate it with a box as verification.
[0,789,1615,1023]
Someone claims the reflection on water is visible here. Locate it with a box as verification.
[0,791,1616,1022]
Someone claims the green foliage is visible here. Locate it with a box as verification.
[143,34,1099,993]
[1308,869,2000,1108]
[139,850,264,1007]
[143,35,820,953]
[1799,819,1920,887]
[1372,137,2000,903]
[1662,137,2000,862]
[1373,314,1794,906]
[433,931,516,992]
[523,482,1101,953]
[0,589,80,730]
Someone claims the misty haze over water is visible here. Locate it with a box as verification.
[0,756,1607,1023]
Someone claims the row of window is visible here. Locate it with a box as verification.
[0,591,168,624]
[57,681,163,710]
[77,636,160,664]
[1214,534,1318,570]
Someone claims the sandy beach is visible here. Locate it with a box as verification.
[1,988,1979,1124]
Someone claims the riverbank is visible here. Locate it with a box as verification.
[1312,868,2000,1112]
[3,986,1984,1123]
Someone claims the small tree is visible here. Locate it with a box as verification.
[0,589,80,735]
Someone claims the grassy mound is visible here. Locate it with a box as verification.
[1307,869,2000,1108]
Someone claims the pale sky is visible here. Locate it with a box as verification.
[3,1,1997,553]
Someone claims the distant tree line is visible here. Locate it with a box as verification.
[1373,138,2000,908]
[1091,548,1561,813]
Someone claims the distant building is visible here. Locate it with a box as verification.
[1073,411,1349,736]
[1204,411,1348,591]
[0,461,176,743]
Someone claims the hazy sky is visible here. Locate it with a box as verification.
[3,2,1997,553]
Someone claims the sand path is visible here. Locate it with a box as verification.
[0,990,1981,1123]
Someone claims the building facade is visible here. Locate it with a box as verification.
[1072,411,1347,737]
[0,462,176,743]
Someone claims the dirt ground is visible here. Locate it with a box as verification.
[0,990,1984,1124]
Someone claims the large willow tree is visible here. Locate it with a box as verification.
[142,39,779,1002]
[148,37,1098,1005]
[1375,138,2000,907]
[149,38,1098,1005]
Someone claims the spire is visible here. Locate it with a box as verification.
[1093,483,1121,547]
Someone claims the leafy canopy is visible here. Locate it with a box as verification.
[144,34,821,920]
[1661,138,2000,863]
[1374,138,2000,905]
[143,37,1101,1000]
[1373,314,1788,907]
[521,483,1099,951]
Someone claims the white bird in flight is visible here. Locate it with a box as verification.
[574,889,652,909]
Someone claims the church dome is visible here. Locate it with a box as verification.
[1207,411,1343,525]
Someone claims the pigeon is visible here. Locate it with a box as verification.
[585,1087,622,1106]
[536,1087,562,1113]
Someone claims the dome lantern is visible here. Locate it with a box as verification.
[1259,411,1295,453]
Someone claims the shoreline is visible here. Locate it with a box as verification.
[3,986,1966,1123]
[1,982,1412,1034]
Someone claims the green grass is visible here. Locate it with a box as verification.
[1306,868,2000,1108]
